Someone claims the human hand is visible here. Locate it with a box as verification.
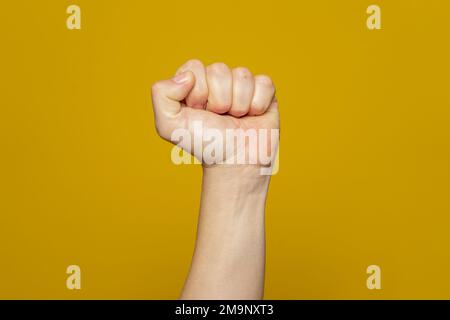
[151,59,279,169]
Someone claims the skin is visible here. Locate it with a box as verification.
[151,59,279,299]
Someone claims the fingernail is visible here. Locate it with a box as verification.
[173,72,189,84]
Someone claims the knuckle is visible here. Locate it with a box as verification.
[255,75,274,88]
[251,103,266,114]
[184,58,203,69]
[231,108,248,117]
[233,67,252,79]
[209,103,229,114]
[216,105,230,113]
[207,62,229,74]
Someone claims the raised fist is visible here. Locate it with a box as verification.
[151,59,279,168]
[151,60,277,299]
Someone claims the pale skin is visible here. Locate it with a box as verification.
[151,59,279,299]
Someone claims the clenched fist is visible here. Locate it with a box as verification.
[151,59,279,167]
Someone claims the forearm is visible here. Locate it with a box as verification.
[180,166,270,300]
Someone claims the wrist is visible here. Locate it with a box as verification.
[202,165,270,194]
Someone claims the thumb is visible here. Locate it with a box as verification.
[151,70,195,119]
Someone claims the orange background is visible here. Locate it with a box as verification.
[1,0,449,299]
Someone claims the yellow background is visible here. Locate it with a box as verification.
[1,0,449,299]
